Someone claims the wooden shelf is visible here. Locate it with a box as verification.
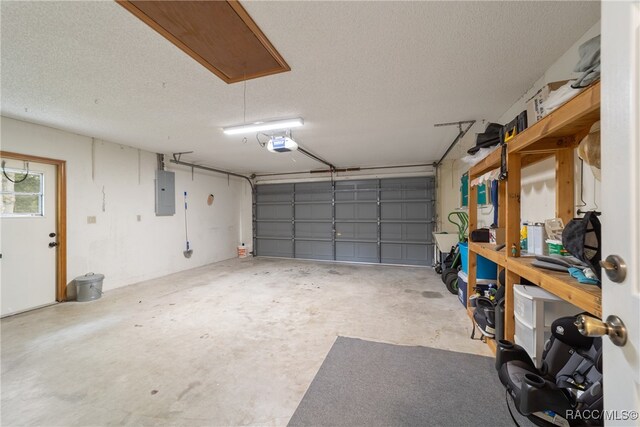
[469,242,506,267]
[508,81,600,155]
[469,146,501,178]
[506,257,602,318]
[469,81,600,179]
[465,80,601,352]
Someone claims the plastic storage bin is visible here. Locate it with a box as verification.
[513,284,581,367]
[458,241,498,279]
[514,317,552,367]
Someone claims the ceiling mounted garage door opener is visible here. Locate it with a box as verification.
[183,191,193,259]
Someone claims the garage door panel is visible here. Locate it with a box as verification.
[295,241,333,260]
[335,180,378,201]
[295,203,332,220]
[257,221,292,238]
[295,182,332,202]
[296,222,332,239]
[380,203,401,220]
[381,203,433,221]
[256,239,293,258]
[407,203,429,220]
[335,202,377,220]
[336,242,378,263]
[257,204,292,219]
[256,184,293,203]
[381,223,429,241]
[405,223,430,242]
[381,243,431,266]
[380,177,435,200]
[336,222,377,240]
[335,191,377,201]
[255,177,434,265]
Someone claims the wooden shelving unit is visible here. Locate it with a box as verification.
[507,257,602,318]
[468,242,506,267]
[465,81,602,353]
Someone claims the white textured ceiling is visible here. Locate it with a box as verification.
[1,1,600,174]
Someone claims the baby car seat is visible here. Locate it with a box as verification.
[496,315,603,426]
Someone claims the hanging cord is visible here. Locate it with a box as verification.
[184,192,190,250]
[1,160,30,184]
[592,173,599,211]
[241,71,248,145]
[577,159,587,208]
[577,158,601,215]
[505,389,522,427]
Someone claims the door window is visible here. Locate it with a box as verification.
[1,168,45,217]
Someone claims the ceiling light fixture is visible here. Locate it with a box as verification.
[223,117,304,135]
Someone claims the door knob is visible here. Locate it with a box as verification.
[49,232,56,238]
[574,314,627,346]
[599,255,627,283]
[48,242,59,248]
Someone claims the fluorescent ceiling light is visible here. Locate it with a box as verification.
[223,117,304,135]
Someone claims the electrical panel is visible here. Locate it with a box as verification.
[155,170,175,216]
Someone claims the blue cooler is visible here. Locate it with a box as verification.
[458,241,498,279]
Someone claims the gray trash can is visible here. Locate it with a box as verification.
[75,273,104,302]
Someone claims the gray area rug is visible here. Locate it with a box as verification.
[289,337,532,426]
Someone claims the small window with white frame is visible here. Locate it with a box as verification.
[1,167,45,217]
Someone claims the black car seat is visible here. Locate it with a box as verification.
[496,315,603,426]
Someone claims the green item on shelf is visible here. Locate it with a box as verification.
[460,172,487,207]
[546,239,568,256]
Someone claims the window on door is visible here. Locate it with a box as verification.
[1,168,45,217]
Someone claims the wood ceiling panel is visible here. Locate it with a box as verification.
[117,0,290,83]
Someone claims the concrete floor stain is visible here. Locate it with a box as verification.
[421,291,443,299]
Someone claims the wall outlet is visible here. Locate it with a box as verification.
[87,216,97,224]
[137,215,141,222]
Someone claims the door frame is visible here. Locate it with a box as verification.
[1,151,67,301]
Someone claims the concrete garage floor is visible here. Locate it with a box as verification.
[1,258,491,426]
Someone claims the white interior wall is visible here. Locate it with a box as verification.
[1,116,251,296]
[437,20,601,231]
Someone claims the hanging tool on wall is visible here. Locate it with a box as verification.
[183,191,193,258]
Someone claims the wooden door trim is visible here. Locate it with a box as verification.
[1,151,68,301]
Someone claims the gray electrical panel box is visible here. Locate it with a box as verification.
[155,170,175,216]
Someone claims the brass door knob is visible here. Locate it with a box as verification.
[575,314,627,347]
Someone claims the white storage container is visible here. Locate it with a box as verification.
[514,285,581,327]
[514,314,552,367]
[513,285,581,367]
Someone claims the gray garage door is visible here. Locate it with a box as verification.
[254,177,435,266]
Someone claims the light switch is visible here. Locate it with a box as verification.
[87,216,97,224]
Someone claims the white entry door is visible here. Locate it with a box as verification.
[601,0,640,424]
[1,158,57,316]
